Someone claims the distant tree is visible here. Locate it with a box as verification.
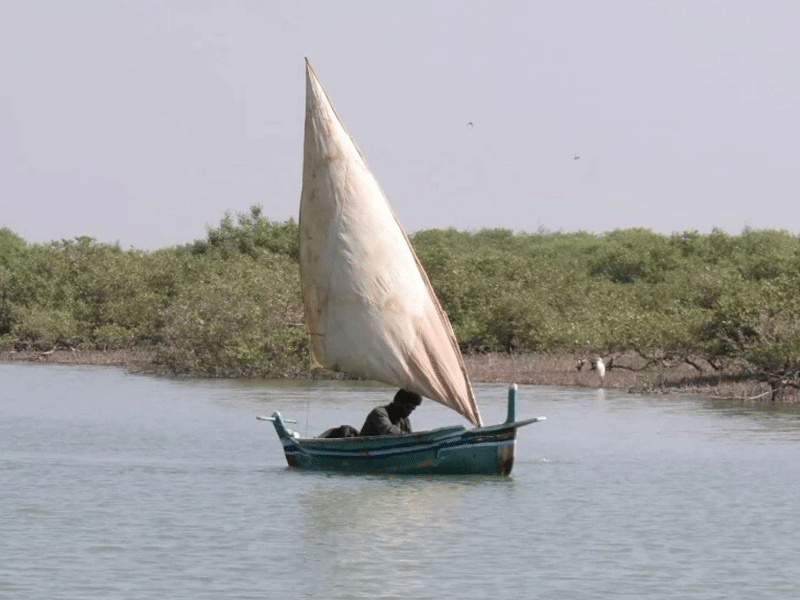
[190,205,299,260]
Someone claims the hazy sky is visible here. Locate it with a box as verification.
[2,1,799,249]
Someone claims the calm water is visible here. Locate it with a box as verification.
[2,363,800,599]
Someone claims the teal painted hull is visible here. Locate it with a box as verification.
[261,387,544,476]
[274,421,521,475]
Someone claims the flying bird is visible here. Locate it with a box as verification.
[467,122,473,127]
[574,155,580,160]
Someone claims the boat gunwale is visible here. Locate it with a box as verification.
[288,416,541,448]
[287,425,468,450]
[283,430,517,463]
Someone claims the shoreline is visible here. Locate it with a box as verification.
[460,353,799,404]
[2,347,796,404]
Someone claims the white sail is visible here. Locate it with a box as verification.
[299,60,482,427]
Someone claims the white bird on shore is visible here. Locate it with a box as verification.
[576,356,607,387]
[593,357,605,378]
[593,357,606,387]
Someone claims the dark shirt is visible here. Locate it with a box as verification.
[359,405,412,437]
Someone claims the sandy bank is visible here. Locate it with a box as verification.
[3,347,796,404]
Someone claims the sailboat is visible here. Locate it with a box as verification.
[258,59,545,475]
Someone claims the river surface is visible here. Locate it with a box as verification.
[2,362,800,599]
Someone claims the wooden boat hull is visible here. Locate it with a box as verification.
[260,386,544,476]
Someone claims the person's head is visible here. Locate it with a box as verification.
[392,389,422,418]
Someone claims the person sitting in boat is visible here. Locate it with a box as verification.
[359,389,422,436]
